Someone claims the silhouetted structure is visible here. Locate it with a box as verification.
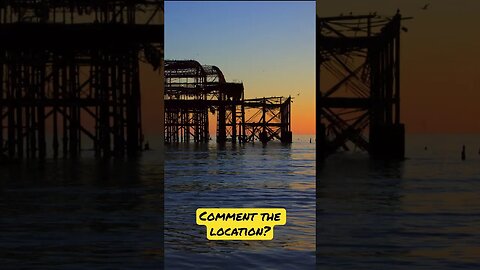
[0,1,163,159]
[164,60,292,144]
[317,12,408,159]
[243,96,292,144]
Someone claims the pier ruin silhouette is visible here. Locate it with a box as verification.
[0,1,163,159]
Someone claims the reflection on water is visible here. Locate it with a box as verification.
[165,136,315,269]
[317,134,480,269]
[0,150,164,269]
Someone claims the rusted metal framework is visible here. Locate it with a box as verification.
[164,60,292,144]
[0,1,163,159]
[317,12,407,159]
[244,97,291,144]
[164,60,212,143]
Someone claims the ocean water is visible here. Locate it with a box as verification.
[164,135,316,269]
[0,150,164,269]
[317,134,480,269]
[3,133,477,269]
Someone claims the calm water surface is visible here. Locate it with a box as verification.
[164,135,316,269]
[317,134,480,269]
[4,133,477,269]
[0,150,164,269]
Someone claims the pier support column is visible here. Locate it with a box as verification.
[370,123,405,159]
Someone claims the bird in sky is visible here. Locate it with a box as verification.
[421,3,430,10]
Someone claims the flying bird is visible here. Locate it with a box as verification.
[421,3,430,10]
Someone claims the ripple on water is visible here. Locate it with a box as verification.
[165,136,315,269]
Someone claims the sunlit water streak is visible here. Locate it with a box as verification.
[317,134,480,269]
[164,135,316,269]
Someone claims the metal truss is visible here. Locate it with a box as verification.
[0,1,163,159]
[318,12,407,158]
[164,60,292,144]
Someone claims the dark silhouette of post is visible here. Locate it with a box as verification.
[144,141,150,151]
[461,145,466,161]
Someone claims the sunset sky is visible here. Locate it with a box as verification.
[165,1,315,135]
[318,0,480,133]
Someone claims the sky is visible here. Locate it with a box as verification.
[318,0,480,133]
[165,1,316,135]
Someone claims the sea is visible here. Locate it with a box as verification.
[317,134,480,269]
[2,134,479,269]
[0,145,164,269]
[164,134,316,269]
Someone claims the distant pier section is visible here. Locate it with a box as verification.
[164,60,292,144]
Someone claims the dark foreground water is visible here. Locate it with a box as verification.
[3,133,478,269]
[317,134,480,269]
[164,135,316,269]
[0,151,164,269]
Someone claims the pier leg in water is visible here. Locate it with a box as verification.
[461,145,466,161]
